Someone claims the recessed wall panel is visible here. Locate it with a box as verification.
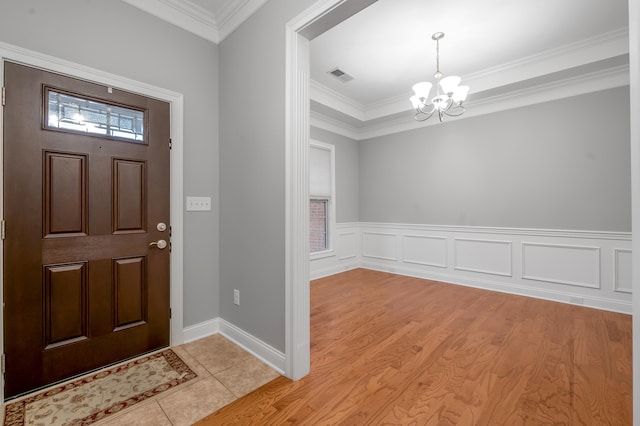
[403,235,447,268]
[44,152,87,237]
[113,257,147,329]
[614,248,632,293]
[113,159,146,233]
[454,238,512,276]
[362,232,397,261]
[338,232,358,260]
[522,243,600,288]
[44,263,88,347]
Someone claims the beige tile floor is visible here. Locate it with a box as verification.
[94,334,281,426]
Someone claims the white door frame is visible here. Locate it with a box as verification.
[0,43,185,402]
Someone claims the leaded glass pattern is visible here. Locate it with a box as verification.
[47,90,145,142]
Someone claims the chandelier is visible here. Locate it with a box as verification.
[410,32,470,122]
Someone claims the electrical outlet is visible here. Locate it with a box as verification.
[233,289,240,306]
[569,296,584,305]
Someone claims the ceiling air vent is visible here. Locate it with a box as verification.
[327,67,354,83]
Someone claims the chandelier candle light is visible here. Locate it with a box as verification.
[410,32,470,122]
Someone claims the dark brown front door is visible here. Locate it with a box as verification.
[3,62,171,398]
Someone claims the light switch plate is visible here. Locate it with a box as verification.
[186,196,212,211]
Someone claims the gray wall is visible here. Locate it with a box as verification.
[359,87,631,232]
[0,0,220,327]
[219,0,316,352]
[311,126,360,223]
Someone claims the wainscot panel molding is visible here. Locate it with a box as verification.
[402,235,447,268]
[312,222,632,314]
[522,242,600,289]
[181,318,285,374]
[310,223,361,279]
[454,238,513,277]
[614,248,633,293]
[362,232,398,261]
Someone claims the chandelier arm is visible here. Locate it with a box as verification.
[416,102,436,115]
[441,97,455,112]
[415,107,436,122]
[443,105,466,117]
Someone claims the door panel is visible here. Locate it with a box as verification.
[44,152,88,236]
[3,62,171,398]
[113,159,146,233]
[113,256,147,329]
[44,262,89,348]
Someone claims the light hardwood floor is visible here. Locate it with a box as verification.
[198,268,632,425]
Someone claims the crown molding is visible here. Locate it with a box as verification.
[120,0,268,44]
[216,0,271,41]
[310,28,630,125]
[310,80,366,121]
[121,0,219,42]
[464,27,629,93]
[310,110,361,140]
[312,64,630,141]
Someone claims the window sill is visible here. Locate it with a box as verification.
[310,249,335,261]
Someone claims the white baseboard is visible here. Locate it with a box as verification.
[219,319,286,374]
[310,261,359,280]
[182,318,220,343]
[180,318,286,375]
[361,261,632,314]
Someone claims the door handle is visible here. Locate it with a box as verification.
[149,239,168,249]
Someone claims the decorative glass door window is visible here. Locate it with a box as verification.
[46,89,145,143]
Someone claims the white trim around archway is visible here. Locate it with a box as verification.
[284,0,371,381]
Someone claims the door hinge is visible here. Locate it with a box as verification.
[1,354,5,375]
[169,308,172,319]
[169,139,172,150]
[1,86,5,106]
[1,220,5,240]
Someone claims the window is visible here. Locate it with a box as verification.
[46,88,146,143]
[310,199,328,252]
[309,140,335,258]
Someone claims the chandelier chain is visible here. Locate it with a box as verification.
[435,37,440,79]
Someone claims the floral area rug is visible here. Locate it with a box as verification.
[4,349,197,426]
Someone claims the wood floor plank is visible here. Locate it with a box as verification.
[196,269,632,425]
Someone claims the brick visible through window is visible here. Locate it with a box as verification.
[310,199,328,252]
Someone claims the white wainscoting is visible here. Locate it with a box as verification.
[362,232,398,261]
[614,248,633,293]
[313,222,632,314]
[310,223,361,279]
[522,243,600,288]
[454,238,513,276]
[402,235,447,268]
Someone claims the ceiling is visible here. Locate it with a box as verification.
[122,0,630,139]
